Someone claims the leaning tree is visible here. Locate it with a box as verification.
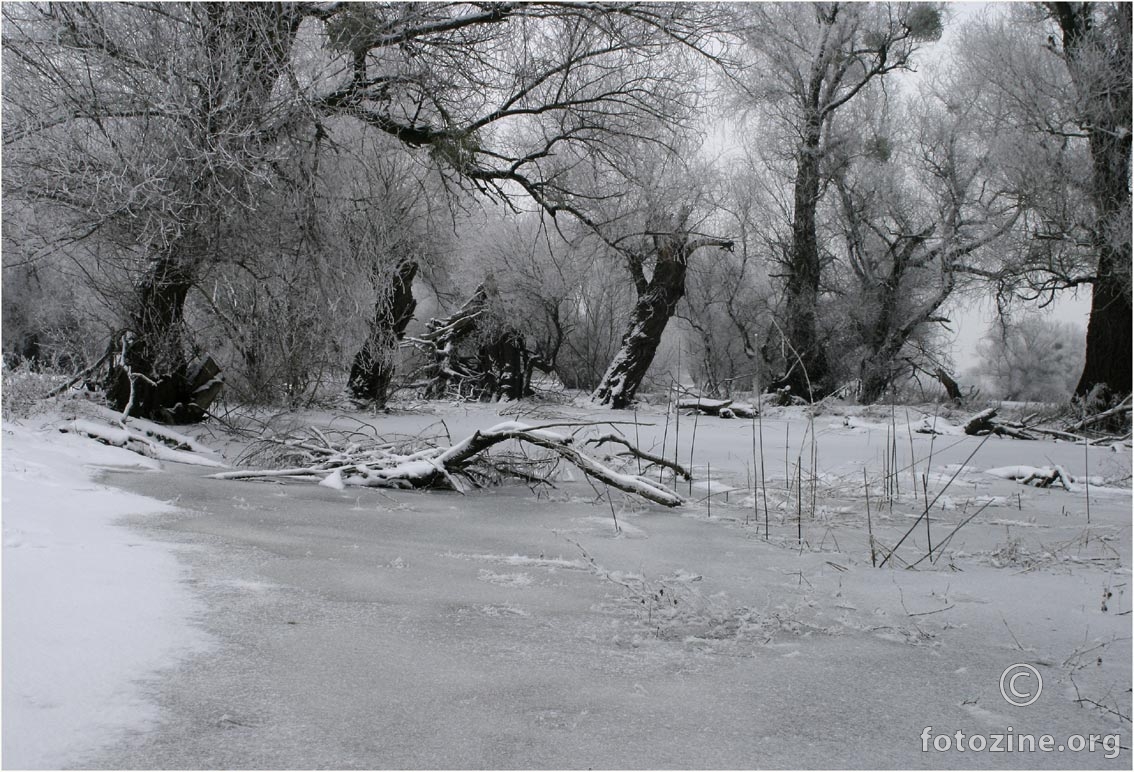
[588,159,735,408]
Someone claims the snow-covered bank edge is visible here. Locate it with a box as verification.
[2,418,211,768]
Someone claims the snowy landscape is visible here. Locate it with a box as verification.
[3,397,1131,768]
[2,1,1132,769]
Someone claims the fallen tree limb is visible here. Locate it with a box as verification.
[210,420,686,507]
[1002,423,1085,443]
[677,397,732,416]
[60,417,226,467]
[985,464,1077,491]
[1066,395,1133,433]
[963,408,1035,440]
[586,433,692,480]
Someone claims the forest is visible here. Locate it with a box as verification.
[2,2,1129,421]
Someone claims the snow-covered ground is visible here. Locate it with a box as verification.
[2,419,209,769]
[3,400,1130,768]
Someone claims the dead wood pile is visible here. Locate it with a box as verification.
[211,420,686,507]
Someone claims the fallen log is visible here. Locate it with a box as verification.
[962,408,1035,440]
[963,408,998,435]
[677,397,732,415]
[676,397,757,419]
[60,414,225,467]
[985,464,1076,491]
[1066,395,1133,433]
[211,420,686,507]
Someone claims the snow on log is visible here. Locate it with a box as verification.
[61,418,225,467]
[677,398,732,416]
[984,465,1076,491]
[676,398,758,419]
[963,408,998,435]
[210,421,686,507]
[962,408,1035,440]
[728,402,758,419]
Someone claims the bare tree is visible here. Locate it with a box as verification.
[4,2,730,419]
[829,93,1021,403]
[4,3,306,420]
[732,2,942,399]
[577,147,734,408]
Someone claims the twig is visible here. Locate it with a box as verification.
[45,349,112,398]
[1001,615,1024,651]
[879,433,991,568]
[864,468,876,567]
[587,434,691,480]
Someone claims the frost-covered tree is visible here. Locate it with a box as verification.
[582,146,734,409]
[826,90,1022,404]
[974,315,1086,402]
[731,2,942,399]
[3,2,729,420]
[4,3,306,420]
[953,4,1131,402]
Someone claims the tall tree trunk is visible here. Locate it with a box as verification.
[592,236,733,408]
[1074,97,1132,398]
[780,119,830,400]
[1076,240,1132,399]
[349,260,418,406]
[1052,2,1133,399]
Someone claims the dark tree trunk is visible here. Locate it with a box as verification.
[856,275,903,404]
[106,252,218,422]
[1051,3,1133,399]
[349,260,418,406]
[592,236,733,408]
[1074,106,1132,398]
[591,259,687,409]
[780,119,830,400]
[858,355,897,405]
[1075,240,1131,399]
[477,330,531,400]
[934,368,963,402]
